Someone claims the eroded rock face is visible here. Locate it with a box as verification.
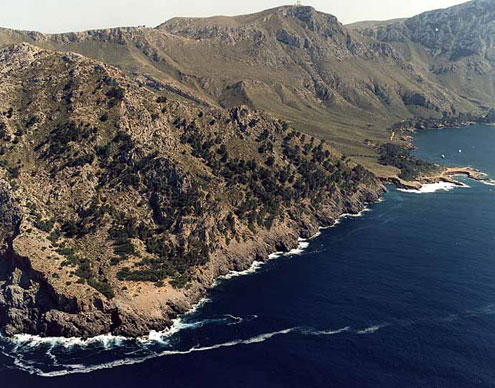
[355,0,495,59]
[351,0,495,123]
[0,180,48,335]
[405,0,495,60]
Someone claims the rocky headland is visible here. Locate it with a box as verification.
[0,43,384,338]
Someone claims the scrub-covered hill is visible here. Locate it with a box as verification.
[0,43,383,338]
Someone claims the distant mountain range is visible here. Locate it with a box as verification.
[1,1,494,169]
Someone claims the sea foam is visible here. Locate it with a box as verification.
[8,323,382,378]
[2,318,386,378]
[480,179,495,187]
[215,238,313,285]
[356,325,386,335]
[398,181,468,194]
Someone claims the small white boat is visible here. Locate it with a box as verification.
[441,154,446,159]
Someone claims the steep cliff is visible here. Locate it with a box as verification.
[351,0,495,110]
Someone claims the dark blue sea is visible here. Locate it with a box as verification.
[1,125,495,387]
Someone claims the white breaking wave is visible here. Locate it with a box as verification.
[8,324,370,378]
[225,314,244,326]
[1,321,385,378]
[14,328,300,378]
[138,297,224,345]
[215,261,264,283]
[309,326,351,336]
[285,239,310,256]
[480,179,495,187]
[206,203,375,290]
[6,233,315,355]
[0,202,379,378]
[343,208,372,218]
[268,252,284,259]
[10,333,130,350]
[216,238,313,284]
[320,207,372,230]
[357,325,386,335]
[3,297,216,351]
[398,181,468,194]
[310,231,322,239]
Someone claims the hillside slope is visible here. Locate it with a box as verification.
[0,43,383,337]
[0,4,487,171]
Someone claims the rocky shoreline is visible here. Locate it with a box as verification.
[1,122,486,340]
[390,110,495,133]
[0,136,485,339]
[0,108,487,340]
[0,181,385,339]
[382,167,487,191]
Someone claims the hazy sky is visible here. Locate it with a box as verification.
[0,0,469,33]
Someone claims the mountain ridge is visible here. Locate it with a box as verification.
[1,3,487,174]
[352,0,495,110]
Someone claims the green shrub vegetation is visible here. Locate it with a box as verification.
[8,75,379,295]
[379,143,440,180]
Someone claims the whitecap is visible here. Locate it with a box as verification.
[216,235,314,284]
[320,207,372,231]
[27,328,300,378]
[0,201,381,377]
[3,320,389,377]
[343,208,372,218]
[285,240,310,256]
[214,261,264,284]
[9,333,129,350]
[268,252,284,259]
[224,314,244,326]
[356,325,385,334]
[308,326,351,336]
[310,231,322,239]
[136,297,215,345]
